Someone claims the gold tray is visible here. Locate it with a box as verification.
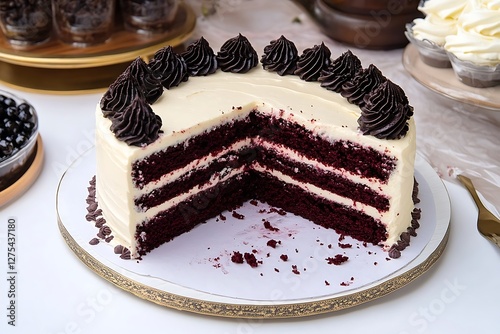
[56,149,450,318]
[0,3,196,93]
[403,44,500,111]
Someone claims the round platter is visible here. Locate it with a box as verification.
[403,44,500,110]
[56,147,450,318]
[0,135,44,207]
[0,3,196,93]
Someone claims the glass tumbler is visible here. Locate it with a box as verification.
[52,0,116,46]
[120,0,179,34]
[0,0,52,47]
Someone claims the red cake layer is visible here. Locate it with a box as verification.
[134,145,390,212]
[134,171,387,256]
[132,110,396,189]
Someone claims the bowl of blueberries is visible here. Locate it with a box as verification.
[0,90,39,191]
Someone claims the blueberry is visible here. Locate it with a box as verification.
[0,139,13,156]
[5,106,17,119]
[14,134,27,148]
[21,121,35,136]
[1,97,16,109]
[17,103,33,121]
[3,119,19,134]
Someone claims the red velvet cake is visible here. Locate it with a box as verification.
[88,34,419,260]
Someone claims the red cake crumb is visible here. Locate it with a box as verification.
[274,268,279,272]
[338,242,352,249]
[250,199,258,206]
[326,254,349,265]
[269,207,287,216]
[219,213,226,221]
[244,252,259,267]
[231,251,244,264]
[266,239,280,248]
[263,219,279,231]
[231,211,245,219]
[291,265,300,275]
[280,254,288,261]
[325,280,330,286]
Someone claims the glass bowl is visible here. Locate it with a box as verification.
[405,23,451,68]
[447,52,500,88]
[0,90,39,191]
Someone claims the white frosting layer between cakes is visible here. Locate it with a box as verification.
[95,67,416,257]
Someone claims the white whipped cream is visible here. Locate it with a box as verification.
[412,0,468,45]
[445,0,500,65]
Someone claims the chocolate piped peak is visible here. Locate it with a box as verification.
[319,50,362,93]
[110,95,163,147]
[294,42,331,82]
[181,36,218,76]
[100,71,145,118]
[358,80,414,139]
[261,35,298,76]
[149,46,189,89]
[217,33,258,73]
[341,64,386,108]
[125,57,163,104]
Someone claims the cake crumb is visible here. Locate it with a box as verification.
[231,211,245,219]
[263,220,279,231]
[326,254,349,265]
[244,252,259,267]
[291,265,300,275]
[231,251,244,264]
[280,254,288,261]
[266,239,280,248]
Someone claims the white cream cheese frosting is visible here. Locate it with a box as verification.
[95,66,417,258]
[444,0,500,65]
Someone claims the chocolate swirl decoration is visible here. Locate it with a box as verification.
[358,80,414,139]
[100,71,145,118]
[148,46,189,89]
[216,34,258,73]
[261,35,298,76]
[319,50,362,93]
[125,57,164,104]
[341,64,386,108]
[294,42,331,81]
[181,36,218,76]
[110,95,163,147]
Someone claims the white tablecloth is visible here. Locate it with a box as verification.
[1,1,499,333]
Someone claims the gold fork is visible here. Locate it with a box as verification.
[457,175,500,247]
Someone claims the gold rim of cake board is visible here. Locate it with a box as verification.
[56,212,449,318]
[0,3,196,94]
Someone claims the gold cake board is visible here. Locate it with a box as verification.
[56,148,451,318]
